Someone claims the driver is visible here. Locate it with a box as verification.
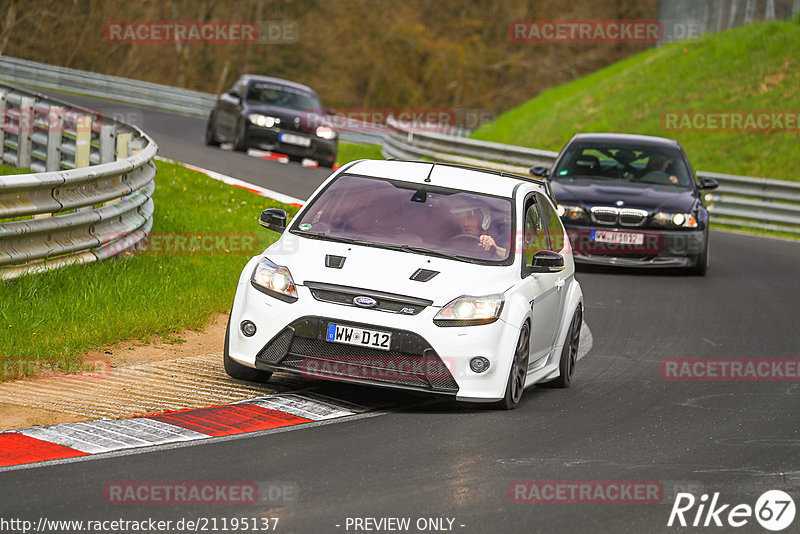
[454,207,507,258]
[642,153,679,184]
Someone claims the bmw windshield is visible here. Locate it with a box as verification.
[552,144,693,188]
[246,82,321,112]
[291,174,514,264]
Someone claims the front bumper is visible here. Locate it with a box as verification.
[566,226,706,267]
[245,124,337,163]
[229,262,521,401]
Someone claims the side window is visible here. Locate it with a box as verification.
[523,198,547,265]
[536,194,565,252]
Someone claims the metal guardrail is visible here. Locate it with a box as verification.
[382,118,800,235]
[0,83,157,280]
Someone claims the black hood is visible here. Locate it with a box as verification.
[550,178,698,213]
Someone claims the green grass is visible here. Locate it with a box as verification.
[0,163,32,176]
[0,160,299,380]
[471,20,800,181]
[336,142,383,165]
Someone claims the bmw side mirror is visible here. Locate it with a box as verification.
[530,166,551,179]
[324,108,336,116]
[259,208,287,233]
[528,250,565,273]
[698,177,719,190]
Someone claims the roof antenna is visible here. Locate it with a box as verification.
[424,162,436,183]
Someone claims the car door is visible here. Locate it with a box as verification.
[216,78,247,139]
[536,193,570,350]
[522,194,562,366]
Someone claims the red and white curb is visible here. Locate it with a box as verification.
[0,393,364,469]
[154,155,306,208]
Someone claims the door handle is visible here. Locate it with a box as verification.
[555,279,565,289]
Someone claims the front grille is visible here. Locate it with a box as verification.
[254,316,458,393]
[305,281,432,316]
[591,207,618,224]
[618,208,648,226]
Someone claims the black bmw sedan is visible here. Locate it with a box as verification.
[532,133,718,275]
[205,74,337,168]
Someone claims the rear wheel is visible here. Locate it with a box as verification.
[549,306,582,388]
[497,322,530,410]
[223,317,272,382]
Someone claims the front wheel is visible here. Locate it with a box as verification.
[232,119,248,152]
[223,317,272,383]
[690,234,709,276]
[497,322,530,410]
[204,112,221,146]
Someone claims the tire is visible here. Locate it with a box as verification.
[497,322,530,410]
[232,119,248,152]
[223,317,272,383]
[548,306,582,389]
[288,154,304,163]
[204,112,221,147]
[690,234,709,276]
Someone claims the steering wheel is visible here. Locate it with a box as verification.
[637,170,670,184]
[451,234,481,244]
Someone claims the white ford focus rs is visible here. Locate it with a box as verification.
[225,159,584,409]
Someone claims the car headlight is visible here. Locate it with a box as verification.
[248,114,278,128]
[315,126,337,140]
[433,295,504,327]
[557,204,585,221]
[652,212,698,228]
[250,257,298,302]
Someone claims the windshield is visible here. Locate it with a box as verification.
[245,82,321,111]
[552,144,693,187]
[292,175,514,263]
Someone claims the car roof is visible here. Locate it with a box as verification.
[568,132,681,150]
[239,74,317,95]
[343,160,546,198]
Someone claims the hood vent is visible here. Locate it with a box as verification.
[410,268,439,282]
[325,255,346,269]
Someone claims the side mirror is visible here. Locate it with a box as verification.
[530,166,551,179]
[698,177,719,190]
[259,208,287,233]
[324,108,336,116]
[528,250,565,273]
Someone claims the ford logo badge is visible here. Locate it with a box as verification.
[353,296,378,308]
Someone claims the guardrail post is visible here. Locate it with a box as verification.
[99,123,115,164]
[116,132,132,160]
[75,115,92,168]
[46,106,64,172]
[17,96,35,169]
[0,90,6,161]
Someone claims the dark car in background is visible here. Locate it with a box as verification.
[205,74,337,168]
[531,133,718,275]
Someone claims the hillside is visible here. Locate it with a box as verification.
[471,20,800,180]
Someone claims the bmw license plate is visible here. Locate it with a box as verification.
[326,323,391,351]
[279,133,311,147]
[591,230,644,246]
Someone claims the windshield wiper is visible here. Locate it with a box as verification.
[295,231,365,246]
[384,243,481,264]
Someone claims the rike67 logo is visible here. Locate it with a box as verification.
[668,490,795,531]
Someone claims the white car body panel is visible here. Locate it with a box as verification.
[227,160,584,403]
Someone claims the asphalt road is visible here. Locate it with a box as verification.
[1,92,798,534]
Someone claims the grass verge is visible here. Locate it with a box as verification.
[0,160,299,381]
[471,20,800,182]
[335,142,383,165]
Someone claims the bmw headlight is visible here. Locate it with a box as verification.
[315,126,337,140]
[250,257,298,302]
[434,295,504,327]
[652,212,698,228]
[557,204,585,221]
[249,114,278,128]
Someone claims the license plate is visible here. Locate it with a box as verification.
[326,323,391,351]
[279,133,311,147]
[591,230,644,246]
